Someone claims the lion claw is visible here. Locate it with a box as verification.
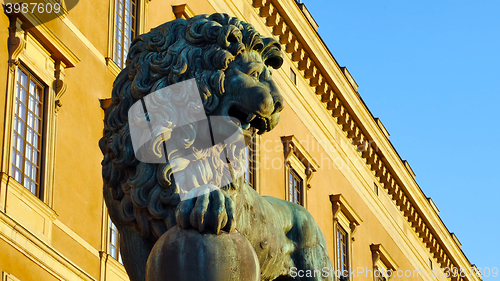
[175,184,235,234]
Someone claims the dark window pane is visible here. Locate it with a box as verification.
[336,225,349,276]
[288,168,303,205]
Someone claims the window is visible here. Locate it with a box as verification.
[330,194,362,281]
[107,0,147,75]
[282,135,318,208]
[114,0,138,68]
[244,136,256,189]
[109,219,123,264]
[288,168,303,205]
[2,11,75,241]
[11,66,45,198]
[290,68,297,85]
[336,224,349,278]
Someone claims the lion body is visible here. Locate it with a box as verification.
[101,13,333,281]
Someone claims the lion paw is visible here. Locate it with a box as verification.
[175,184,235,234]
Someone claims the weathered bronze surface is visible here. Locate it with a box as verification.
[100,13,333,281]
[147,227,260,281]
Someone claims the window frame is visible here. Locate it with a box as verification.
[106,0,148,75]
[290,67,297,85]
[282,135,318,209]
[285,153,307,206]
[10,64,47,199]
[108,218,123,264]
[336,223,350,279]
[287,165,304,206]
[374,182,379,196]
[113,0,138,69]
[330,194,363,281]
[0,14,75,240]
[2,23,62,208]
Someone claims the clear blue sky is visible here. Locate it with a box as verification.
[305,0,500,278]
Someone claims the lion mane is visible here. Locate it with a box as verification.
[100,13,283,241]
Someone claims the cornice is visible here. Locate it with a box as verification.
[370,243,399,272]
[172,4,195,19]
[281,135,319,171]
[329,194,362,233]
[281,135,319,189]
[6,11,80,68]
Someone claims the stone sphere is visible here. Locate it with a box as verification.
[146,226,260,281]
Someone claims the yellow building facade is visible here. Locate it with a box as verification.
[0,0,481,280]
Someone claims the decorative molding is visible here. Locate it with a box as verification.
[4,175,57,242]
[340,67,358,91]
[281,135,318,189]
[0,174,8,212]
[10,12,79,68]
[451,233,461,249]
[5,13,76,115]
[54,60,67,112]
[105,57,121,76]
[329,194,362,235]
[138,0,149,35]
[172,4,195,19]
[99,98,113,111]
[106,255,128,280]
[427,197,439,214]
[403,160,416,178]
[296,3,318,31]
[375,118,390,139]
[0,211,96,281]
[53,219,100,258]
[2,272,21,281]
[370,244,399,272]
[106,0,116,68]
[7,16,26,73]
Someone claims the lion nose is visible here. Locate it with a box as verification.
[272,92,284,114]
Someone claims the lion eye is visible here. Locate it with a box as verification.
[251,71,260,79]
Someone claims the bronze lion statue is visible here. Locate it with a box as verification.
[100,13,333,281]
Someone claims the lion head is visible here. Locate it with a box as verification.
[100,13,284,240]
